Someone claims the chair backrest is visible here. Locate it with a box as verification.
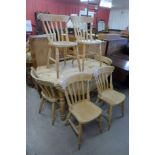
[30,67,57,99]
[60,73,92,108]
[38,13,70,43]
[70,16,94,41]
[93,66,115,93]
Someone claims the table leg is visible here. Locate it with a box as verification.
[58,91,65,120]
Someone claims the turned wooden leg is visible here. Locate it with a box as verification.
[56,47,59,79]
[78,123,82,150]
[47,47,52,68]
[51,102,56,125]
[64,47,67,65]
[65,112,71,125]
[108,105,113,130]
[76,46,81,72]
[120,101,125,117]
[99,43,102,67]
[82,44,86,71]
[39,98,45,113]
[58,91,65,120]
[98,115,103,133]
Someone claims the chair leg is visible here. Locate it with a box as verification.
[64,47,67,65]
[78,123,82,150]
[82,44,86,71]
[76,46,81,72]
[47,47,52,68]
[65,112,71,126]
[99,44,102,67]
[120,101,124,117]
[108,105,113,130]
[51,103,56,125]
[39,98,45,113]
[56,47,59,79]
[98,115,103,133]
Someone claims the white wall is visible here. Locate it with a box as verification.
[108,9,129,30]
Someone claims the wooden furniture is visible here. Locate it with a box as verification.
[30,67,59,125]
[36,58,109,120]
[38,13,81,78]
[71,15,104,71]
[102,34,128,56]
[93,66,126,130]
[60,73,103,149]
[29,35,51,68]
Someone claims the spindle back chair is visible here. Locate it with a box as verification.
[38,13,81,78]
[60,73,103,149]
[93,66,126,129]
[31,67,59,125]
[71,15,103,71]
[71,16,94,41]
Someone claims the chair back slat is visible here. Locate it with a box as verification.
[71,16,94,41]
[60,73,92,107]
[81,81,85,100]
[93,66,115,92]
[68,86,75,104]
[87,81,90,100]
[76,82,81,101]
[59,22,64,41]
[46,21,53,36]
[55,22,60,41]
[30,68,57,99]
[50,22,56,41]
[38,13,70,43]
[65,23,69,41]
[71,83,78,103]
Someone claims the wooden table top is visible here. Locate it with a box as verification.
[36,58,108,88]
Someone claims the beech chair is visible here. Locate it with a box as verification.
[31,67,59,125]
[93,66,126,130]
[94,55,113,65]
[71,15,104,71]
[38,13,81,78]
[60,73,103,149]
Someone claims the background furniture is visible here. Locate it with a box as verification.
[60,73,103,149]
[31,68,59,125]
[97,33,129,85]
[29,35,50,68]
[93,66,126,129]
[38,13,81,78]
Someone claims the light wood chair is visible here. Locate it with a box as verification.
[31,67,59,125]
[38,13,81,78]
[93,66,126,130]
[71,15,104,71]
[60,73,103,149]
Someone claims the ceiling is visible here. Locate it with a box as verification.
[112,0,129,9]
[56,0,129,9]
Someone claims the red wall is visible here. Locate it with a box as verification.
[26,0,110,33]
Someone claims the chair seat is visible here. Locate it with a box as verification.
[70,100,102,124]
[52,41,77,47]
[78,39,103,45]
[98,89,125,106]
[41,91,58,103]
